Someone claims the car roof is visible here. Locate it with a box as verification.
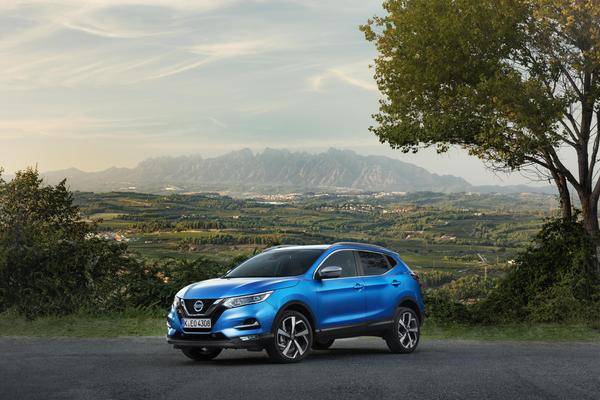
[263,242,397,255]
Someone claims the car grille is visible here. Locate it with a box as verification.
[182,299,218,316]
[178,298,225,333]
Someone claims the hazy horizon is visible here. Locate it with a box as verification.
[1,0,547,186]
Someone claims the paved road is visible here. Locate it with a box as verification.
[0,337,599,400]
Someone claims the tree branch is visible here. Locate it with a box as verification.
[545,147,582,191]
[558,63,584,100]
[558,119,579,147]
[564,111,581,138]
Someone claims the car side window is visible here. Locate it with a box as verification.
[357,251,390,276]
[320,251,357,278]
[385,255,397,268]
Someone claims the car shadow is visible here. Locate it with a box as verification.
[173,346,414,367]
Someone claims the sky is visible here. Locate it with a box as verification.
[0,0,540,186]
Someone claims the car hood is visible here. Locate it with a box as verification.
[179,277,300,299]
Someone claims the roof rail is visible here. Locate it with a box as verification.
[262,244,295,252]
[331,242,395,253]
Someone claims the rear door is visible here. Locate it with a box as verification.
[356,251,398,322]
[315,250,366,329]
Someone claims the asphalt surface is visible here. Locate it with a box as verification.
[0,337,599,400]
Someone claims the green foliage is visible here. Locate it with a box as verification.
[420,270,456,288]
[478,215,600,323]
[424,275,495,323]
[423,290,472,323]
[0,169,253,319]
[0,168,133,318]
[360,0,600,167]
[107,256,243,311]
[362,0,600,240]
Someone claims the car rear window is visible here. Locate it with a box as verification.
[385,255,397,268]
[357,251,390,276]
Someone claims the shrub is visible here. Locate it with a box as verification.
[423,289,472,323]
[444,275,496,301]
[420,270,456,288]
[0,169,133,318]
[109,256,239,311]
[476,214,600,323]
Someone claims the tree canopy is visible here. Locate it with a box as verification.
[362,0,600,239]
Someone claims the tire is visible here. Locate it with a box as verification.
[181,347,222,361]
[385,307,420,354]
[266,310,313,363]
[312,338,335,350]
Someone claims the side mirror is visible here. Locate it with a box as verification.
[317,266,342,279]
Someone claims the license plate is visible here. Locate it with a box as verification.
[183,318,211,329]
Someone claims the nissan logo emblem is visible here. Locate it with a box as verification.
[193,300,204,313]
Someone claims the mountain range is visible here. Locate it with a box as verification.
[40,148,554,194]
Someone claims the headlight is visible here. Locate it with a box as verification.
[172,296,182,310]
[222,291,273,308]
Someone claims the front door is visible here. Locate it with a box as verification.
[315,250,365,329]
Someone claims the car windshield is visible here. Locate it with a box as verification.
[225,249,325,278]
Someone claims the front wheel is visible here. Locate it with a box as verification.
[385,307,420,354]
[266,310,313,363]
[181,347,222,361]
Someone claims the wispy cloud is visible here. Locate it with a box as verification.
[0,1,286,87]
[308,62,377,92]
[0,115,227,140]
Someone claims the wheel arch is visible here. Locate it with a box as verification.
[397,297,424,326]
[276,300,318,332]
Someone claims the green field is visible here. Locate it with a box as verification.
[75,190,557,280]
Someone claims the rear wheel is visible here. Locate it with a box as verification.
[266,310,312,363]
[181,347,222,361]
[312,338,335,350]
[385,307,420,354]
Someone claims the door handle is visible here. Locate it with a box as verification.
[353,283,364,290]
[391,280,401,287]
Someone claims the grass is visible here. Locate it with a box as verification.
[422,321,600,342]
[1,312,599,341]
[0,310,166,337]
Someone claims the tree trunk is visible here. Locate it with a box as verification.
[551,170,572,221]
[579,191,600,243]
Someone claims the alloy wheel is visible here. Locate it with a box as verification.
[397,311,419,349]
[276,315,310,359]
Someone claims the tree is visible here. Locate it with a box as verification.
[0,168,129,317]
[361,0,600,241]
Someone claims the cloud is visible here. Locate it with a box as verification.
[141,39,282,81]
[0,0,285,87]
[308,62,377,92]
[0,115,228,140]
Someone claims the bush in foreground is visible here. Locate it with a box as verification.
[424,215,600,325]
[477,215,600,323]
[0,169,135,318]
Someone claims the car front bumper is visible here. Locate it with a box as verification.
[167,332,274,349]
[166,299,278,347]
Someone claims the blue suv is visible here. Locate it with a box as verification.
[167,242,424,363]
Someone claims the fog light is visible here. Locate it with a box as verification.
[234,318,260,330]
[240,335,259,341]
